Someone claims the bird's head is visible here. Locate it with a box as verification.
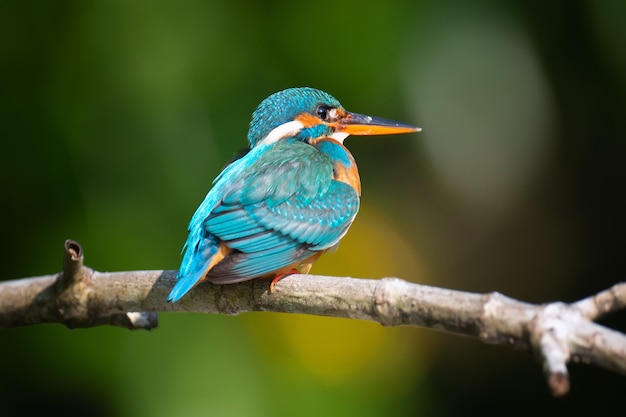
[247,87,420,148]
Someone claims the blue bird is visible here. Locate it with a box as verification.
[168,87,419,302]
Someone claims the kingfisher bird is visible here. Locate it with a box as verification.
[167,87,420,302]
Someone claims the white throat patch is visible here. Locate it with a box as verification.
[329,131,349,143]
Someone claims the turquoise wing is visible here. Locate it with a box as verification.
[205,140,359,282]
[167,140,360,301]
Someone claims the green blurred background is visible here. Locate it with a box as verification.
[1,0,625,416]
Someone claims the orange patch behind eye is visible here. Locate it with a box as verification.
[296,112,324,128]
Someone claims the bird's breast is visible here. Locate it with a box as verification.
[313,138,361,196]
[333,158,361,196]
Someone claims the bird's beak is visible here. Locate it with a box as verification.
[337,112,421,136]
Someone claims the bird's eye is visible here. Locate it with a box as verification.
[316,105,329,121]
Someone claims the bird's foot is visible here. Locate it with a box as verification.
[269,268,299,293]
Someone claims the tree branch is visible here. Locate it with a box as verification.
[1,240,625,397]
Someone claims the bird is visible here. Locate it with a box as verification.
[167,87,420,302]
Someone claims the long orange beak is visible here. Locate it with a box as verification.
[337,112,421,136]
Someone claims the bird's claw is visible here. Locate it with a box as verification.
[269,269,299,293]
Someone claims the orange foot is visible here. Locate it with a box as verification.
[269,268,299,293]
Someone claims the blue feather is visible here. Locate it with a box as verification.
[167,145,271,301]
[167,232,220,302]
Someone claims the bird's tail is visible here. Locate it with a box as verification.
[167,233,221,302]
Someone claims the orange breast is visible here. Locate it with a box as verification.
[333,157,361,196]
[311,137,361,196]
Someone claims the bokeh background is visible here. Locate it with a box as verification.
[1,0,625,416]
